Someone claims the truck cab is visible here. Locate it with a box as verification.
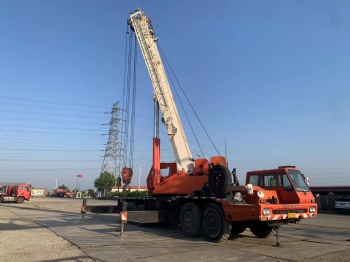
[246,166,314,204]
[0,186,8,196]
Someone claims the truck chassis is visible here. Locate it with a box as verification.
[116,192,316,243]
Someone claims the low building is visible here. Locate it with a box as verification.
[110,185,148,192]
[31,188,47,197]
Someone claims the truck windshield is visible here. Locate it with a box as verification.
[287,170,310,192]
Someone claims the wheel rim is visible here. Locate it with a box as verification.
[212,172,224,189]
[180,203,202,237]
[209,165,232,196]
[203,207,222,239]
[183,210,195,231]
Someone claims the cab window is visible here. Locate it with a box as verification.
[248,175,261,186]
[287,170,310,192]
[283,173,293,191]
[264,173,281,187]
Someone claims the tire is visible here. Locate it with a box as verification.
[202,203,231,242]
[208,165,232,197]
[249,223,275,238]
[17,197,24,204]
[179,202,202,237]
[0,196,3,203]
[231,223,247,235]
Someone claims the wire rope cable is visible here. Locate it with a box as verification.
[158,44,220,156]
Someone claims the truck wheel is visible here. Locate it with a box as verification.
[231,223,247,235]
[179,202,202,237]
[249,223,275,238]
[202,203,231,242]
[17,197,24,203]
[0,196,3,203]
[209,165,232,197]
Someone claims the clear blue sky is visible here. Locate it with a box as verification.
[1,1,349,190]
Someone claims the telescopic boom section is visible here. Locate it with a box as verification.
[128,9,194,174]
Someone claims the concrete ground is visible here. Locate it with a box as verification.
[1,198,350,262]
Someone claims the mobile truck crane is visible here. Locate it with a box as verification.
[117,8,317,243]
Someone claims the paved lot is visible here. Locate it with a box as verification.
[1,198,350,262]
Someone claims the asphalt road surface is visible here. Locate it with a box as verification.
[1,198,350,262]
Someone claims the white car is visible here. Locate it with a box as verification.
[335,197,350,213]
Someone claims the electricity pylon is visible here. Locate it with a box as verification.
[101,102,122,177]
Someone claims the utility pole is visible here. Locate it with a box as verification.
[139,166,141,190]
[136,166,141,190]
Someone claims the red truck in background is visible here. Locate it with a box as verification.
[0,183,32,203]
[55,188,76,198]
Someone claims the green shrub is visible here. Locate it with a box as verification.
[110,190,149,197]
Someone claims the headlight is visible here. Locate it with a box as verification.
[309,206,317,213]
[263,208,270,216]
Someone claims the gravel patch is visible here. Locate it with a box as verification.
[0,207,94,262]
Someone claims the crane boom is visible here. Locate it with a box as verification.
[128,9,194,174]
